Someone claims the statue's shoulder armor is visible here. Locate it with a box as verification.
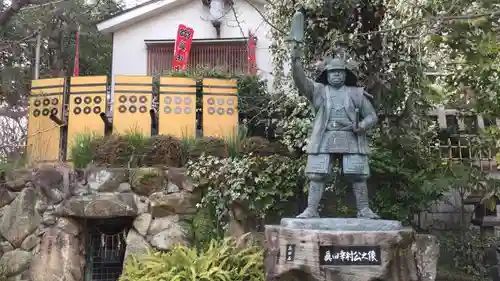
[348,87,373,98]
[346,86,364,95]
[345,87,363,105]
[346,87,374,107]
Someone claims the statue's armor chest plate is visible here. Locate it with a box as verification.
[319,87,358,154]
[328,88,349,120]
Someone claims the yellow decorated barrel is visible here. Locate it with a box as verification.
[158,77,197,138]
[67,76,108,160]
[27,78,65,164]
[112,76,152,136]
[202,78,238,138]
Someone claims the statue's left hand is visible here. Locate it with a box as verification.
[352,123,364,134]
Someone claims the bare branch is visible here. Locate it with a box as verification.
[0,0,32,27]
[0,108,27,119]
[230,5,245,37]
[0,32,38,51]
[240,0,286,35]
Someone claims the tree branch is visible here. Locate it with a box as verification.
[0,0,32,27]
[20,0,66,11]
[0,32,38,51]
[230,4,245,37]
[0,108,27,119]
[242,0,500,39]
[355,9,500,37]
[239,0,286,35]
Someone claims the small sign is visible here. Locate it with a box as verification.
[319,245,381,266]
[285,244,296,262]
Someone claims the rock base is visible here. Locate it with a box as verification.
[280,217,403,231]
[264,218,439,281]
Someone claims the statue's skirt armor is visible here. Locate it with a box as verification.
[305,153,369,178]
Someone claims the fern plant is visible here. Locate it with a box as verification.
[121,236,264,281]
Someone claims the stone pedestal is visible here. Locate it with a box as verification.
[264,218,439,281]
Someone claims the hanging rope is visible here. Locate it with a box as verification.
[94,226,128,261]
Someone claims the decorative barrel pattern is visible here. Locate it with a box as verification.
[67,76,107,160]
[202,78,238,138]
[27,78,65,164]
[112,76,152,136]
[158,77,197,138]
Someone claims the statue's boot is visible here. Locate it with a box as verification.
[296,181,324,218]
[353,181,380,219]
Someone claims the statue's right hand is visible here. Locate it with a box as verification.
[291,43,303,60]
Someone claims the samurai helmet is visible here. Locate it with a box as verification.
[315,56,359,86]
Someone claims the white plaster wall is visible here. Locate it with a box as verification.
[111,0,273,94]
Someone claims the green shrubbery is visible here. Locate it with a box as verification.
[121,237,264,281]
[71,131,305,229]
[70,132,292,168]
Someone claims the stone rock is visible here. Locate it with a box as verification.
[135,195,149,214]
[0,205,9,217]
[149,191,198,217]
[87,168,128,193]
[71,182,90,197]
[165,167,194,192]
[166,182,180,194]
[414,234,439,281]
[280,218,403,231]
[31,166,64,204]
[129,168,164,196]
[20,234,40,251]
[124,229,151,263]
[264,223,427,281]
[147,216,188,251]
[147,215,179,236]
[32,244,40,255]
[133,214,152,236]
[41,211,57,226]
[55,193,138,218]
[0,188,40,247]
[34,199,48,214]
[150,225,188,251]
[47,189,64,204]
[5,179,26,192]
[35,226,47,237]
[30,227,83,281]
[0,249,32,276]
[0,188,15,208]
[0,240,14,255]
[5,169,31,192]
[7,270,30,281]
[117,182,132,193]
[56,217,81,236]
[6,168,32,184]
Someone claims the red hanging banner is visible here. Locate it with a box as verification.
[247,31,257,75]
[172,24,194,71]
